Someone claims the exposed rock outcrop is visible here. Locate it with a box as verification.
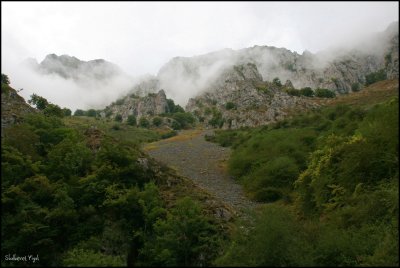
[102,90,169,122]
[186,64,319,129]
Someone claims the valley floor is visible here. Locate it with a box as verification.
[144,129,260,215]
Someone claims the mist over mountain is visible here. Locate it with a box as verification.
[15,21,398,112]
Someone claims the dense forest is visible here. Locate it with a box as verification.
[1,75,399,267]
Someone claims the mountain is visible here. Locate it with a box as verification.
[133,21,398,106]
[23,54,130,85]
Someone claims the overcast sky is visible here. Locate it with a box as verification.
[2,2,398,77]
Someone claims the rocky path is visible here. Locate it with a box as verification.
[144,129,259,215]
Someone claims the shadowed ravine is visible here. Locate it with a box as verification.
[144,129,259,214]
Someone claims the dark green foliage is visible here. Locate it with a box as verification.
[43,103,64,117]
[86,109,97,117]
[114,114,123,122]
[161,130,178,139]
[285,88,301,96]
[225,102,236,110]
[315,88,336,98]
[127,115,137,126]
[62,108,72,116]
[140,197,219,266]
[115,98,125,105]
[172,112,195,129]
[152,117,163,127]
[272,77,282,87]
[2,73,10,85]
[216,205,313,266]
[139,117,150,128]
[167,99,185,113]
[351,82,361,92]
[28,93,49,110]
[74,109,85,116]
[365,69,387,86]
[300,87,314,97]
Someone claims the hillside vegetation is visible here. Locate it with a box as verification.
[1,78,225,267]
[210,79,399,266]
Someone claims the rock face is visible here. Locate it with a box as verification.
[102,90,169,122]
[1,84,36,133]
[186,64,319,129]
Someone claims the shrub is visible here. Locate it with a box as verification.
[139,117,150,128]
[315,88,336,98]
[273,77,282,87]
[127,115,137,126]
[253,187,282,202]
[152,117,163,127]
[365,69,387,86]
[86,109,97,117]
[74,109,85,116]
[300,87,314,97]
[351,83,361,92]
[225,102,236,110]
[114,114,123,122]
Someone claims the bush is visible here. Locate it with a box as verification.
[225,102,236,110]
[86,109,97,117]
[351,83,361,92]
[152,117,163,127]
[1,73,10,85]
[161,130,177,139]
[127,115,137,126]
[253,187,282,202]
[300,87,314,97]
[114,114,123,122]
[74,109,85,116]
[273,77,282,87]
[315,88,336,98]
[139,117,150,128]
[365,69,387,86]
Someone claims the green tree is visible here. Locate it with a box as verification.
[43,103,64,117]
[127,115,137,126]
[273,77,282,87]
[62,108,72,116]
[115,114,123,122]
[86,109,97,117]
[1,73,10,85]
[315,88,336,98]
[74,109,85,116]
[300,87,314,97]
[141,197,218,266]
[139,117,150,128]
[28,93,49,110]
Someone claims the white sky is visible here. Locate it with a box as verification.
[2,2,398,77]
